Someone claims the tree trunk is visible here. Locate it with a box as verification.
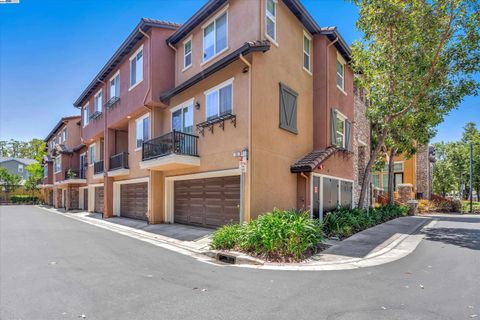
[357,128,388,208]
[388,149,397,205]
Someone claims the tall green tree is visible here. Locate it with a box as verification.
[0,168,22,200]
[352,0,480,207]
[432,142,457,196]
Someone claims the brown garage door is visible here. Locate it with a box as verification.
[120,182,148,221]
[174,176,240,228]
[94,186,104,213]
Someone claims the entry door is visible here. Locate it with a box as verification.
[312,176,321,219]
[62,189,66,208]
[79,153,86,178]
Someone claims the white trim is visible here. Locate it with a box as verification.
[129,45,144,91]
[109,70,120,83]
[113,177,149,217]
[203,77,234,95]
[310,173,354,220]
[302,30,312,75]
[164,169,241,223]
[79,186,88,210]
[170,98,195,132]
[336,52,346,94]
[135,112,151,149]
[89,143,97,165]
[83,103,90,127]
[109,70,120,99]
[201,6,229,65]
[88,183,104,212]
[128,79,143,92]
[54,155,62,173]
[265,0,277,44]
[170,98,194,114]
[108,168,130,177]
[182,36,193,71]
[139,154,200,171]
[358,139,368,147]
[94,89,103,113]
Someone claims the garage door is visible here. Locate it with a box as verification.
[94,186,104,213]
[120,182,148,221]
[174,176,240,228]
[83,189,88,210]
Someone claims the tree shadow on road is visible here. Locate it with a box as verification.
[422,227,480,250]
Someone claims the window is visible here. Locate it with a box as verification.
[336,57,345,91]
[203,11,227,62]
[382,174,388,192]
[303,32,311,72]
[94,90,103,113]
[18,164,23,173]
[110,72,120,99]
[266,0,276,41]
[83,104,90,126]
[372,174,380,189]
[394,162,404,172]
[184,38,192,69]
[279,82,298,134]
[135,114,150,149]
[394,172,404,190]
[54,156,61,173]
[89,144,96,165]
[44,165,48,177]
[130,47,144,88]
[172,101,193,134]
[335,114,345,148]
[62,128,67,143]
[205,79,233,120]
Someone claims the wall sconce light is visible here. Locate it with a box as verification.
[195,101,201,110]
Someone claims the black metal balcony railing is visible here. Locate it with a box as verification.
[142,130,199,161]
[89,111,102,120]
[64,169,86,180]
[106,96,120,109]
[109,152,129,171]
[94,160,104,175]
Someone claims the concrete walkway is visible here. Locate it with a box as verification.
[37,206,434,271]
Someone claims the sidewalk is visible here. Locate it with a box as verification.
[37,206,433,271]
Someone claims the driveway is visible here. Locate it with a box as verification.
[1,205,479,320]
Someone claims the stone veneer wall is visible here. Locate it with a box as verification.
[415,145,432,199]
[68,187,79,210]
[353,83,371,208]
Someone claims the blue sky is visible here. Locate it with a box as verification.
[0,0,478,142]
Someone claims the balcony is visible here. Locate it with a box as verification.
[140,130,200,171]
[108,152,129,177]
[55,168,87,186]
[93,160,104,179]
[105,96,120,109]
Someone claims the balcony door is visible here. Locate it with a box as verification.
[172,102,193,134]
[79,153,86,179]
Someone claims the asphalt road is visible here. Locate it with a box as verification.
[1,205,479,320]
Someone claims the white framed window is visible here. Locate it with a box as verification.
[202,9,228,62]
[130,46,144,89]
[135,113,150,149]
[204,78,233,120]
[335,112,346,148]
[336,54,345,91]
[44,165,48,177]
[303,31,311,73]
[110,71,120,99]
[89,144,96,165]
[171,100,194,134]
[54,156,61,173]
[183,38,192,70]
[62,128,67,143]
[382,161,404,172]
[83,104,90,127]
[18,164,23,173]
[94,89,103,113]
[265,0,277,42]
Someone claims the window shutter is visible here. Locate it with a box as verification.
[345,120,352,151]
[279,83,298,134]
[331,108,337,146]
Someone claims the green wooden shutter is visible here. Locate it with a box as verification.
[331,108,337,146]
[279,83,298,134]
[345,120,352,151]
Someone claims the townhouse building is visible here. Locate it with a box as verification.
[39,115,87,209]
[63,0,369,228]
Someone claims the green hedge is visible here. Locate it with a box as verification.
[211,208,323,261]
[322,204,409,239]
[10,195,40,204]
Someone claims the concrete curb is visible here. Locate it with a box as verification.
[36,206,433,271]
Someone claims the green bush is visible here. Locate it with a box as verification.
[211,208,323,261]
[322,204,408,239]
[462,201,480,213]
[210,224,241,250]
[10,195,40,204]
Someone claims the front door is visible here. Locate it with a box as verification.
[312,176,321,219]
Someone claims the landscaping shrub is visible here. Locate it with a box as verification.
[211,208,323,261]
[322,204,408,239]
[10,195,40,204]
[462,201,480,214]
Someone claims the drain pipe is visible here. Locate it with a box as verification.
[139,28,152,111]
[238,53,251,225]
[168,42,178,86]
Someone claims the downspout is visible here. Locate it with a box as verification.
[239,53,251,224]
[300,172,310,211]
[168,42,178,86]
[326,36,338,146]
[97,78,107,218]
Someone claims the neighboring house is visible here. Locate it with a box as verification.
[372,145,435,200]
[0,157,36,184]
[38,115,87,209]
[68,0,370,227]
